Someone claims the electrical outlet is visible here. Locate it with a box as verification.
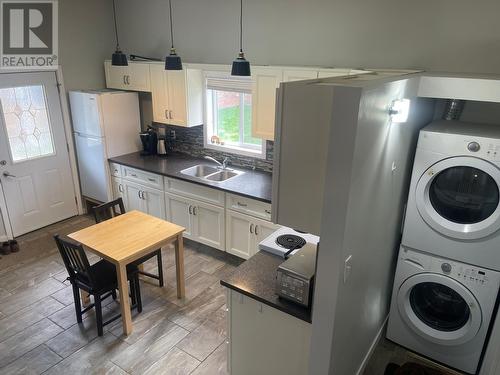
[344,255,353,284]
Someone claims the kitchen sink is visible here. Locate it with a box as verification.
[180,165,219,178]
[180,164,244,183]
[205,170,241,182]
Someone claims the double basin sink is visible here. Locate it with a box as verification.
[180,164,244,183]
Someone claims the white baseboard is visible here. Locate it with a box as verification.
[355,316,389,375]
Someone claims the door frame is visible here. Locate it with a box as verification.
[0,66,84,239]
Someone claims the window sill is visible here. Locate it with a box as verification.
[204,142,266,159]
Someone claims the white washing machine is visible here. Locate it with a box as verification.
[387,246,500,374]
[402,120,500,270]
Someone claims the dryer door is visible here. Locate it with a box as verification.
[416,156,500,240]
[397,273,482,346]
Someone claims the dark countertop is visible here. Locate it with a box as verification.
[108,152,272,203]
[220,251,312,323]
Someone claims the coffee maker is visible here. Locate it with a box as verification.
[139,127,158,155]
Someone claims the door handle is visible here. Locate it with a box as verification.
[193,206,197,215]
[250,223,254,234]
[2,171,16,178]
[254,225,259,235]
[188,205,192,215]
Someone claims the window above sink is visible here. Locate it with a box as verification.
[203,71,266,159]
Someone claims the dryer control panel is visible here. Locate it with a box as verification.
[456,266,489,286]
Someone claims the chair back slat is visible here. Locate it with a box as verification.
[54,235,95,287]
[93,198,126,223]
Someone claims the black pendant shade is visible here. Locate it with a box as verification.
[232,0,250,76]
[165,0,182,70]
[111,0,127,66]
[112,50,128,66]
[166,48,182,70]
[231,51,250,76]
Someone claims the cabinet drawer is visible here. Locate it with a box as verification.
[122,166,164,190]
[165,177,225,207]
[109,162,122,177]
[226,194,271,221]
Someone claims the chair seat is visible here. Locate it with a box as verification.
[76,260,138,294]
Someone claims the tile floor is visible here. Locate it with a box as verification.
[0,215,242,374]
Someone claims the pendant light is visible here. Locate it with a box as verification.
[111,0,127,66]
[231,0,250,76]
[165,0,182,70]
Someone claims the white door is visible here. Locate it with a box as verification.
[123,180,142,212]
[166,70,187,126]
[0,72,77,236]
[165,192,194,239]
[226,210,254,259]
[141,186,165,220]
[192,200,225,250]
[150,64,169,123]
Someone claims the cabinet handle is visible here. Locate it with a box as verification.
[148,178,156,182]
[130,173,137,178]
[255,225,259,235]
[265,209,271,214]
[169,110,173,119]
[188,205,193,215]
[165,110,169,119]
[141,191,146,200]
[126,75,130,85]
[123,75,127,85]
[250,223,254,234]
[118,184,123,193]
[138,190,142,199]
[193,206,198,215]
[237,202,248,207]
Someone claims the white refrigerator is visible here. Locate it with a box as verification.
[69,90,141,202]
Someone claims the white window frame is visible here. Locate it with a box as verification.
[203,71,266,159]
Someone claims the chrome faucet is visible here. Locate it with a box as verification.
[204,156,230,169]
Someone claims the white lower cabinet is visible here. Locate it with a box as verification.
[165,192,225,250]
[226,210,279,259]
[121,180,165,219]
[226,289,311,375]
[111,176,124,201]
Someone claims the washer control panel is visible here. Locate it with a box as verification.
[450,263,489,286]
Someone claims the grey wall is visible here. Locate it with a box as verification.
[59,0,115,91]
[116,0,500,74]
[310,77,435,375]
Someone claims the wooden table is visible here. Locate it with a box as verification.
[68,210,185,335]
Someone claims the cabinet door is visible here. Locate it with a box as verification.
[283,69,318,82]
[192,201,225,250]
[123,181,143,212]
[165,193,194,239]
[251,67,283,141]
[166,70,188,126]
[150,64,169,123]
[111,176,124,201]
[104,61,128,90]
[127,63,151,92]
[226,211,254,259]
[141,186,165,220]
[253,218,280,256]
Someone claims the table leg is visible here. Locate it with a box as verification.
[117,263,132,335]
[80,289,91,307]
[174,234,185,299]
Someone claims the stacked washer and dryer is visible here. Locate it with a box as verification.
[387,120,500,374]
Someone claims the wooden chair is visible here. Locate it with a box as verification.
[54,234,142,336]
[92,198,164,287]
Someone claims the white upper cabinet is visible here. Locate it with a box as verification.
[150,64,203,127]
[282,69,318,82]
[251,67,283,141]
[104,61,151,92]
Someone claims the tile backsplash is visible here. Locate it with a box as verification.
[154,123,274,173]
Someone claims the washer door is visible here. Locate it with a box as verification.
[397,273,482,346]
[416,156,500,240]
